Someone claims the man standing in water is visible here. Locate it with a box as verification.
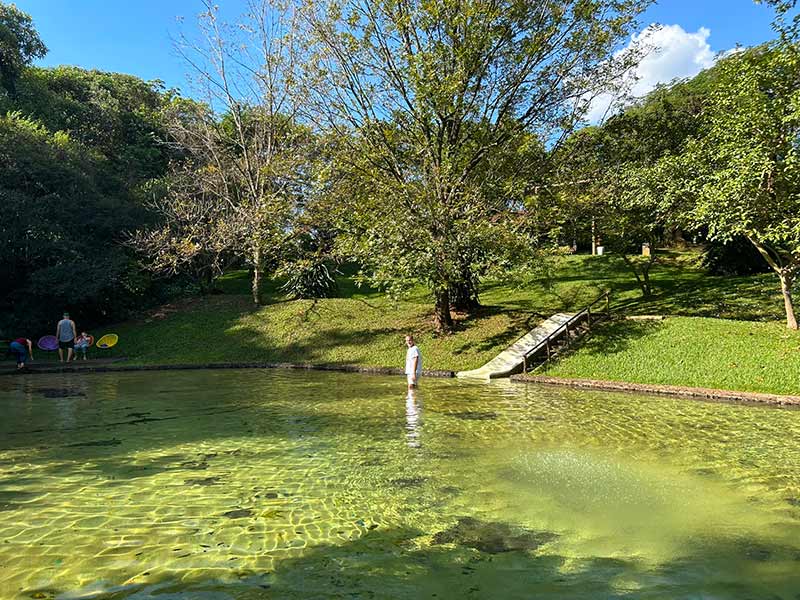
[404,334,422,388]
[56,312,76,363]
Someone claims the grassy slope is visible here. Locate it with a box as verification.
[543,317,800,396]
[83,249,800,393]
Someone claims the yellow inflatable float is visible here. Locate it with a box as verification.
[96,334,119,349]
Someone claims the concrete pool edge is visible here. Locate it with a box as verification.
[511,374,800,406]
[1,360,456,379]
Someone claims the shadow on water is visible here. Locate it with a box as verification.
[20,523,800,600]
[0,371,417,484]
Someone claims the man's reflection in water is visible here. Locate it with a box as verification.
[405,387,421,448]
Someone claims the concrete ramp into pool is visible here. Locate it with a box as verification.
[456,313,574,380]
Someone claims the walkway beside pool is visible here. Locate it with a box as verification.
[0,358,128,374]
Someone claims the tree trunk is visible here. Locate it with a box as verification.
[449,273,481,312]
[641,255,657,297]
[621,255,650,297]
[1,67,17,99]
[434,288,453,333]
[780,271,798,330]
[641,267,652,297]
[251,245,262,306]
[197,264,214,294]
[591,218,597,256]
[746,237,798,330]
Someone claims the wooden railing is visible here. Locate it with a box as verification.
[521,290,611,373]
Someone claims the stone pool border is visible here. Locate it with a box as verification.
[510,374,800,406]
[2,361,456,379]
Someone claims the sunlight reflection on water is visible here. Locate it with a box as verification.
[0,370,799,599]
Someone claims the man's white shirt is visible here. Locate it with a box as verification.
[405,345,422,376]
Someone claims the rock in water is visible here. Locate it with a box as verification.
[432,517,556,554]
[222,508,253,519]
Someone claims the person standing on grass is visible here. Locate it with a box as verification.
[404,334,422,388]
[56,312,76,363]
[9,337,33,369]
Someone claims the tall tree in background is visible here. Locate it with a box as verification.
[549,75,711,295]
[0,2,46,98]
[127,168,242,293]
[302,0,651,331]
[668,44,800,329]
[162,0,308,306]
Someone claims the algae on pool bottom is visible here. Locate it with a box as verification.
[1,370,799,599]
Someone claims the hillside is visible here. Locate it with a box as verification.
[56,250,799,396]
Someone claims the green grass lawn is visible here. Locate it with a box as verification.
[542,316,800,396]
[78,248,800,394]
[96,290,540,372]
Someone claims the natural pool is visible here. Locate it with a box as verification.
[1,370,800,599]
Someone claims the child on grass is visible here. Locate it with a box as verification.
[74,332,92,361]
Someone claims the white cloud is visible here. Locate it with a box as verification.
[586,24,718,123]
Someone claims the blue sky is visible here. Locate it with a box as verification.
[14,0,779,97]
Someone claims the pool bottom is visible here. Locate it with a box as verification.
[0,369,799,599]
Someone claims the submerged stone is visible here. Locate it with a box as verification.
[26,590,57,599]
[36,388,86,398]
[66,438,121,447]
[391,477,428,488]
[179,461,209,470]
[185,477,220,486]
[432,517,556,554]
[739,540,772,561]
[451,411,498,421]
[223,508,253,519]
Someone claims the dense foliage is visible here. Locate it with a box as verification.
[667,43,800,328]
[5,0,800,342]
[701,237,772,276]
[548,69,715,295]
[0,2,46,97]
[0,65,173,336]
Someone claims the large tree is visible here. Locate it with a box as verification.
[0,64,172,334]
[301,0,651,331]
[668,44,800,329]
[164,0,308,305]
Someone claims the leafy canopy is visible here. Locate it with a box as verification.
[0,2,46,96]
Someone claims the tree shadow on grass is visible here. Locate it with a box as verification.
[616,273,782,322]
[549,318,665,364]
[450,308,544,357]
[231,321,404,366]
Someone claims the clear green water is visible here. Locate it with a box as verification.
[1,370,800,599]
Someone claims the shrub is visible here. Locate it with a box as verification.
[279,258,338,299]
